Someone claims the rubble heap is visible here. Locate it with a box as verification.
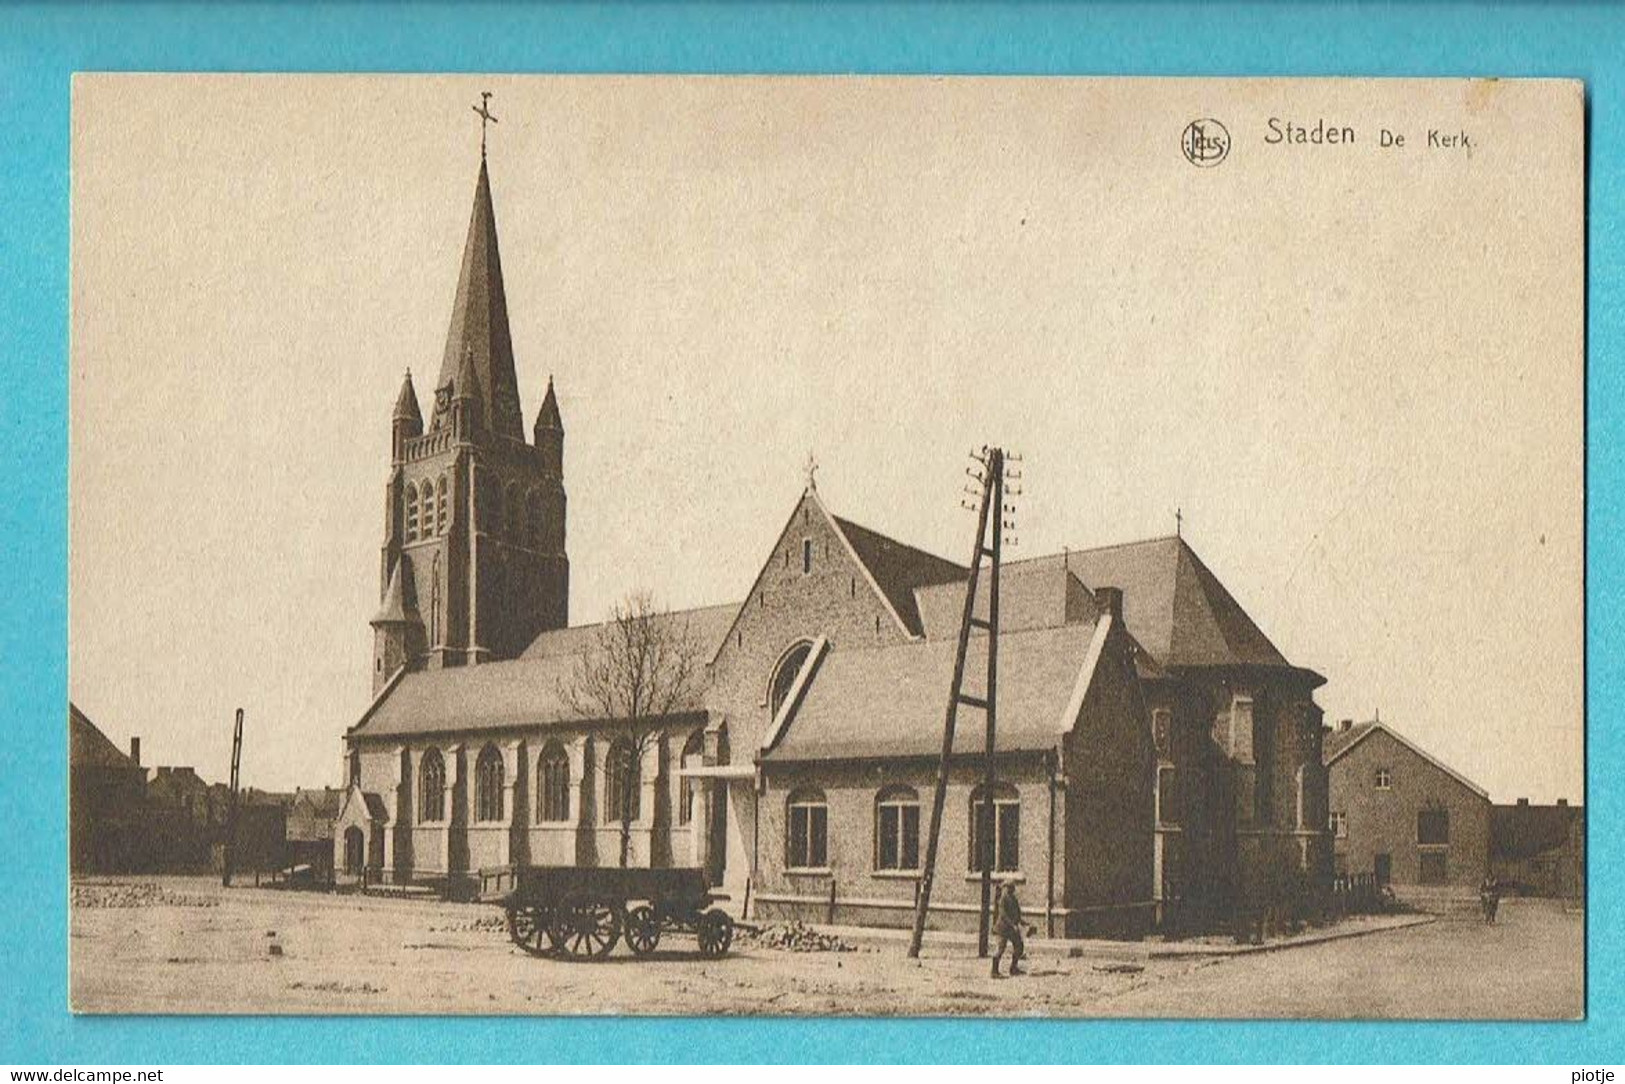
[71,882,220,909]
[740,920,867,953]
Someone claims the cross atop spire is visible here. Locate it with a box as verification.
[1175,507,1183,537]
[472,91,498,158]
[804,451,820,493]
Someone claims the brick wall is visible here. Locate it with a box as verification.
[1329,727,1489,893]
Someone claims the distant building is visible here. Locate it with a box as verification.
[145,765,222,869]
[69,703,148,873]
[1492,799,1584,898]
[1324,719,1490,896]
[287,787,343,878]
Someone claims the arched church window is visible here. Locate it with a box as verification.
[769,641,813,716]
[404,483,419,542]
[475,744,505,823]
[604,737,640,825]
[537,741,570,823]
[435,475,448,535]
[418,747,445,823]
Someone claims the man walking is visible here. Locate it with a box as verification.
[1480,876,1502,925]
[991,882,1027,978]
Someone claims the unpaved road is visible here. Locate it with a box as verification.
[69,878,1581,1018]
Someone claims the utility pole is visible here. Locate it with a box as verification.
[909,446,1016,958]
[222,707,244,888]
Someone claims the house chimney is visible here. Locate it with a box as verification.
[1557,798,1569,807]
[1517,797,1529,806]
[1339,719,1353,733]
[129,737,140,765]
[1093,586,1123,620]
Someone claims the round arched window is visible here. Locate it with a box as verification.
[769,641,813,716]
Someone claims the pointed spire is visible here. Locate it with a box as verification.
[454,344,482,404]
[433,156,525,441]
[392,369,422,425]
[371,561,421,626]
[536,375,562,431]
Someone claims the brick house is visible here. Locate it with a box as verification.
[1324,720,1490,896]
[337,148,1331,936]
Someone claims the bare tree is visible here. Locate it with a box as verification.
[562,591,703,868]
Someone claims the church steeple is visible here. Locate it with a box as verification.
[432,156,525,442]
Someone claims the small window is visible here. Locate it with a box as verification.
[474,745,504,822]
[1418,808,1449,845]
[1419,851,1448,884]
[1151,708,1172,757]
[418,747,445,823]
[1156,765,1180,826]
[802,538,813,575]
[875,786,921,871]
[1374,768,1392,790]
[435,476,448,535]
[969,784,1020,873]
[1329,811,1348,839]
[537,742,570,823]
[787,788,828,869]
[404,483,419,542]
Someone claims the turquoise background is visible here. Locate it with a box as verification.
[1,1,1615,1064]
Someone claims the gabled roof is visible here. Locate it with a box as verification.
[1324,721,1489,800]
[1322,721,1377,761]
[69,703,139,772]
[829,514,967,636]
[355,603,735,740]
[433,157,525,441]
[762,621,1100,762]
[292,787,344,819]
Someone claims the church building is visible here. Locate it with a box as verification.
[335,143,1331,938]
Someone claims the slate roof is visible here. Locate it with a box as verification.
[69,703,140,772]
[536,377,562,431]
[1322,721,1377,762]
[433,158,526,442]
[354,603,735,740]
[1492,802,1584,861]
[392,370,422,425]
[830,515,967,636]
[983,538,1297,672]
[763,620,1102,761]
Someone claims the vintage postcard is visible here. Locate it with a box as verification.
[68,74,1583,1018]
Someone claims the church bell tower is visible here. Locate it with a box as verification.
[371,103,569,693]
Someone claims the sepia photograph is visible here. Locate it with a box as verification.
[67,73,1584,1019]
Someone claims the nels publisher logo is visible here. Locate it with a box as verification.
[1181,118,1231,167]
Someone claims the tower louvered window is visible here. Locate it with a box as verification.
[435,476,448,534]
[404,483,419,542]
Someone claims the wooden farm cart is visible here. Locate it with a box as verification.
[490,865,735,961]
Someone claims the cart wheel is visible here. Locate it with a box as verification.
[625,904,661,956]
[506,904,553,957]
[696,909,734,958]
[552,895,622,960]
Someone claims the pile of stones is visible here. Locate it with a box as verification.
[741,920,866,953]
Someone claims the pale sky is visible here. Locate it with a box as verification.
[70,75,1583,802]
